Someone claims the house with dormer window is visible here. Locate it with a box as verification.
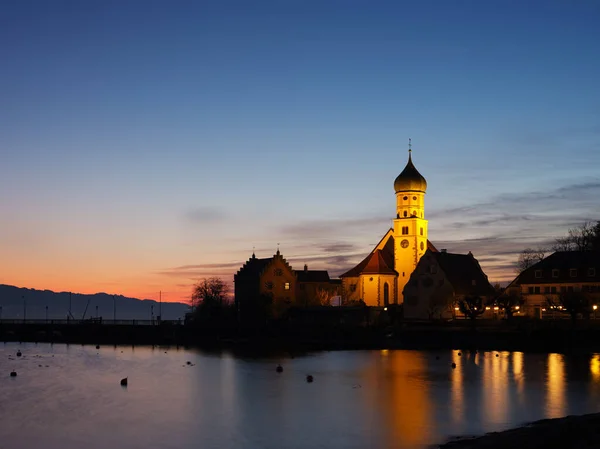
[506,251,600,318]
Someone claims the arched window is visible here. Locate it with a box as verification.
[403,211,407,217]
[383,282,389,306]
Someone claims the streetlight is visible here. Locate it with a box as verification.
[593,304,598,319]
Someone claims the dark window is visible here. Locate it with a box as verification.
[560,286,567,293]
[349,284,357,292]
[570,269,577,277]
[265,281,274,290]
[551,286,557,294]
[403,196,408,201]
[420,227,423,236]
[592,286,599,293]
[535,270,542,279]
[420,242,424,251]
[403,211,407,217]
[589,268,596,277]
[544,286,550,293]
[568,286,574,293]
[552,269,559,278]
[534,286,540,294]
[402,226,409,235]
[274,268,283,276]
[528,287,534,294]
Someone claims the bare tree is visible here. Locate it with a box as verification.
[515,248,546,274]
[315,287,333,306]
[495,291,524,320]
[458,295,485,321]
[551,221,600,252]
[546,291,592,324]
[192,277,229,311]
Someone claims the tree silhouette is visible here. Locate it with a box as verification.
[547,290,592,324]
[458,295,485,321]
[515,248,545,274]
[495,291,524,320]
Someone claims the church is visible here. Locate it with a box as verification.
[234,142,494,318]
[340,144,435,307]
[340,144,494,315]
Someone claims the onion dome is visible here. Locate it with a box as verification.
[393,150,427,193]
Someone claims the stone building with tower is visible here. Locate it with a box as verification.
[340,145,493,311]
[340,146,437,307]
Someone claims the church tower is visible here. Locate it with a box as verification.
[393,141,428,302]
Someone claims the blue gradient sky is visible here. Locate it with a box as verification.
[1,1,599,301]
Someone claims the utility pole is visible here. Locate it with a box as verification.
[159,291,162,322]
[113,295,116,321]
[69,292,72,319]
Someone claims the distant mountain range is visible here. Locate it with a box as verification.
[0,284,190,321]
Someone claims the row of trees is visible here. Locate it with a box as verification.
[516,221,600,273]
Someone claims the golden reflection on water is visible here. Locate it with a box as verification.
[590,354,600,381]
[451,351,464,426]
[546,353,566,417]
[482,352,509,425]
[372,350,431,449]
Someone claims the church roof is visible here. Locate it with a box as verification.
[340,249,396,277]
[394,152,427,193]
[434,251,494,296]
[340,237,437,278]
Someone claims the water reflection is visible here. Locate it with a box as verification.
[546,353,566,417]
[2,344,600,449]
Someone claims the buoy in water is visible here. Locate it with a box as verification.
[10,371,17,377]
[16,351,22,357]
[96,345,100,350]
[435,356,440,360]
[186,361,192,365]
[120,377,128,386]
[276,365,283,373]
[306,375,314,383]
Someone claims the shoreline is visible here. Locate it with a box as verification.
[438,413,600,449]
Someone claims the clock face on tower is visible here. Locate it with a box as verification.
[401,239,409,248]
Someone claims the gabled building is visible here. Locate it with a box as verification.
[234,250,340,316]
[403,249,495,319]
[506,251,600,318]
[340,146,437,307]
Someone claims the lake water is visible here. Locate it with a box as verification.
[2,343,600,449]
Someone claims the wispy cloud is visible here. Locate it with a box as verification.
[184,207,227,224]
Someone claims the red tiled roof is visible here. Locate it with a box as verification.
[340,249,396,277]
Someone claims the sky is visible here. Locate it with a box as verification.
[1,0,599,302]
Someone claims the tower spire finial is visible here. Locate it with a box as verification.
[408,138,412,155]
[276,243,280,255]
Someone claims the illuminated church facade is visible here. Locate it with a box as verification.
[340,145,437,307]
